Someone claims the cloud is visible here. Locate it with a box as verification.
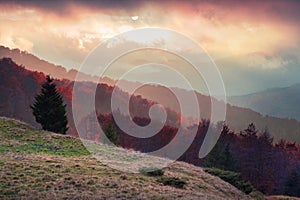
[0,0,145,17]
[0,0,299,88]
[2,0,300,24]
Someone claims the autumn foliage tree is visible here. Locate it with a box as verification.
[31,75,68,134]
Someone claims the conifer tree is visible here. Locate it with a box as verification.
[284,169,300,197]
[222,143,238,172]
[103,123,118,145]
[203,139,225,169]
[31,76,68,134]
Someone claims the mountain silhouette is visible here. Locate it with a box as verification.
[229,84,300,120]
[1,56,300,143]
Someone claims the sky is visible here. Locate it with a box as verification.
[1,0,300,95]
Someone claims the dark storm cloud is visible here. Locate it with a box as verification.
[1,0,300,24]
[0,0,145,13]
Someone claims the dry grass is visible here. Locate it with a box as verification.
[0,117,254,199]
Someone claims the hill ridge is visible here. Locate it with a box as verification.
[228,83,300,121]
[0,117,254,199]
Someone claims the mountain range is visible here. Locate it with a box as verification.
[1,46,300,143]
[229,84,300,121]
[0,45,99,82]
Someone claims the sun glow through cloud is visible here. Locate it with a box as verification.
[131,16,139,21]
[1,0,300,95]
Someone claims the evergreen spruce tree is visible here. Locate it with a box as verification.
[103,123,118,146]
[31,76,68,134]
[203,139,225,169]
[284,169,300,197]
[222,143,238,172]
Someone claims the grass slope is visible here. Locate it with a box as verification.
[0,117,255,199]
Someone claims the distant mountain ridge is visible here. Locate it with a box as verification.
[0,45,154,91]
[135,85,300,144]
[228,84,300,120]
[0,45,100,82]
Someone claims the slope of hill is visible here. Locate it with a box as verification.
[0,57,181,136]
[0,117,254,199]
[228,84,300,121]
[0,45,99,82]
[135,85,300,143]
[1,57,300,143]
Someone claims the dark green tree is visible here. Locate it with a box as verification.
[103,123,118,145]
[256,129,276,193]
[284,169,300,197]
[31,76,68,134]
[241,123,258,139]
[203,138,225,169]
[222,143,238,172]
[204,141,238,172]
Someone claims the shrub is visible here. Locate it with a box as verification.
[139,167,164,176]
[204,168,254,194]
[249,190,264,200]
[156,177,186,189]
